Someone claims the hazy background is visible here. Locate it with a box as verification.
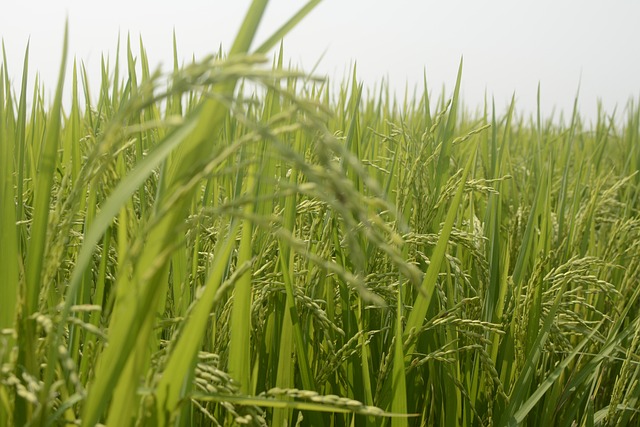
[1,0,639,123]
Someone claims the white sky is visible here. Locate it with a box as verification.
[1,0,639,123]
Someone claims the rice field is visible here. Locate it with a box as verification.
[1,1,640,426]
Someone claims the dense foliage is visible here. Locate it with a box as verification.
[1,1,639,425]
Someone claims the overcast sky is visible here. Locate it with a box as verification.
[1,0,639,122]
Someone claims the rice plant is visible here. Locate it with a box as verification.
[1,1,640,426]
